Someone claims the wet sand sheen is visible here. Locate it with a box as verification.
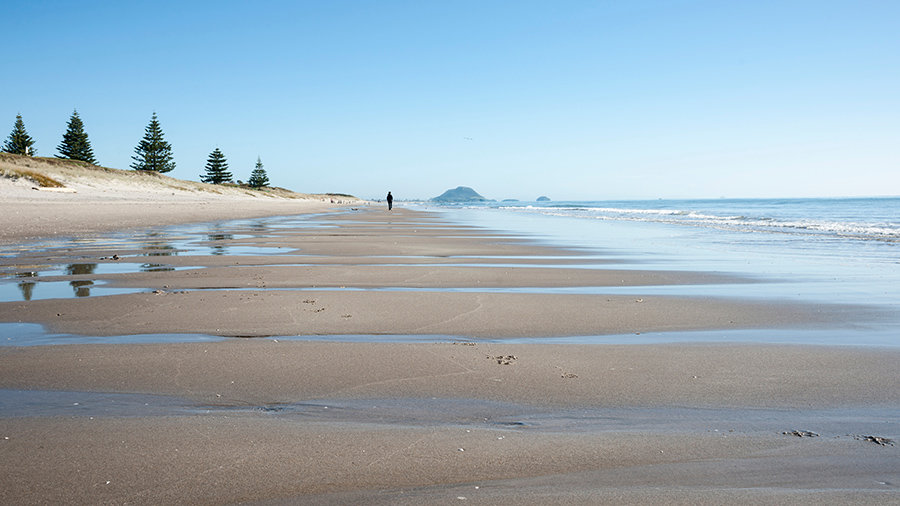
[2,340,899,408]
[0,340,900,504]
[0,207,898,504]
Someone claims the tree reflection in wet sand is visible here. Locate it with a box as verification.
[66,263,97,297]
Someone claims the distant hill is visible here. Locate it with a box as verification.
[430,186,490,202]
[536,196,550,201]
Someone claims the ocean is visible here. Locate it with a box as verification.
[418,197,900,345]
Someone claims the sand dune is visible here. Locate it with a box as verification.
[0,152,361,244]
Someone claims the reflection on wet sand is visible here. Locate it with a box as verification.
[142,232,179,257]
[16,272,37,301]
[66,263,97,297]
[141,263,175,272]
[206,232,233,256]
[0,216,315,302]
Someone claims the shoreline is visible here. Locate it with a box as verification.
[0,204,897,504]
[0,208,881,340]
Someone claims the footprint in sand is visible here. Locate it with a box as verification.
[487,355,517,365]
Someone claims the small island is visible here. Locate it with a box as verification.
[536,196,551,202]
[430,186,491,203]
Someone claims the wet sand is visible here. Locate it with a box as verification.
[0,198,342,245]
[0,206,898,504]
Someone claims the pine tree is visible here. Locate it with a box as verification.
[247,156,269,189]
[3,114,36,156]
[131,112,175,172]
[56,109,97,164]
[200,147,232,184]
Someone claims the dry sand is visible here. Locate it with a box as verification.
[0,153,357,244]
[0,166,897,504]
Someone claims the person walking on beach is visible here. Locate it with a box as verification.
[386,191,393,211]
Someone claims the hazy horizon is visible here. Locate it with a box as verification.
[3,1,898,201]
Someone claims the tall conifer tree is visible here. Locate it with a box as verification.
[56,110,97,164]
[200,148,232,184]
[131,112,175,172]
[3,114,36,156]
[247,156,269,188]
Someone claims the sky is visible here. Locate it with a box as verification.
[2,0,898,201]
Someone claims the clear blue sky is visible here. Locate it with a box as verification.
[3,0,897,200]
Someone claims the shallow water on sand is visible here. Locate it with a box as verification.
[431,205,900,297]
[0,209,898,346]
[2,389,896,443]
[0,322,227,346]
[0,215,321,302]
[2,322,898,347]
[0,389,198,417]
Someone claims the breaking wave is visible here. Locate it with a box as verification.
[452,198,900,243]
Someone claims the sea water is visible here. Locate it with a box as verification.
[417,197,900,342]
[421,197,898,278]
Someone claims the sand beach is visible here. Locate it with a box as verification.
[0,161,897,504]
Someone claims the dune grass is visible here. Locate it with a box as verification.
[0,152,358,200]
[0,166,65,188]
